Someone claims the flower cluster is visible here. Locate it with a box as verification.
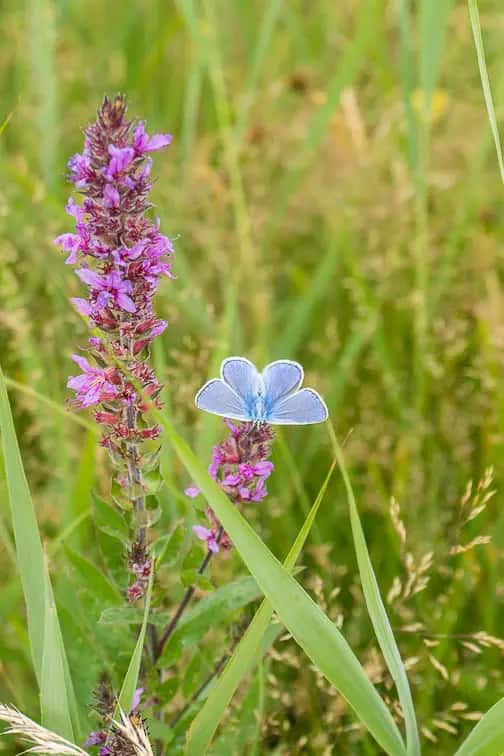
[55,96,173,600]
[85,687,144,756]
[186,420,275,552]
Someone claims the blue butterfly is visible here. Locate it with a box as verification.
[195,356,328,425]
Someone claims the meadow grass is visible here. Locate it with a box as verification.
[1,0,504,753]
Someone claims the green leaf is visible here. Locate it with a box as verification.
[329,426,420,756]
[41,572,74,740]
[65,547,122,606]
[100,574,264,636]
[157,414,405,754]
[0,368,79,738]
[160,574,265,666]
[152,523,185,565]
[467,0,504,183]
[116,568,154,717]
[158,414,406,754]
[455,698,504,756]
[186,461,336,753]
[93,493,130,544]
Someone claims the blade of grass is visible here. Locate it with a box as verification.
[186,460,335,754]
[275,431,322,544]
[116,568,154,717]
[3,376,97,432]
[455,697,504,756]
[0,367,79,737]
[328,424,420,756]
[262,0,379,248]
[413,0,452,416]
[233,0,284,146]
[28,0,59,190]
[467,0,504,183]
[397,0,418,172]
[154,410,406,755]
[41,570,74,740]
[276,232,342,357]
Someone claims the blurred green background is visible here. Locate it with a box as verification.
[1,0,504,753]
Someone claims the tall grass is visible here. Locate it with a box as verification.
[1,0,504,753]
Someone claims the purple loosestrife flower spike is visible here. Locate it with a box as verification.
[187,420,275,551]
[55,96,173,601]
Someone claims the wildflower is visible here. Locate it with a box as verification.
[84,731,108,747]
[193,525,220,553]
[188,421,275,552]
[56,96,173,600]
[67,355,119,408]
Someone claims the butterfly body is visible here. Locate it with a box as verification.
[195,357,328,425]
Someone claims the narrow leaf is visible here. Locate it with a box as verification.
[116,568,154,716]
[328,426,420,756]
[0,367,79,737]
[155,412,406,755]
[186,462,335,753]
[41,571,74,740]
[455,697,504,756]
[468,0,504,183]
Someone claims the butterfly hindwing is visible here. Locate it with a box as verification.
[268,388,328,425]
[195,378,249,421]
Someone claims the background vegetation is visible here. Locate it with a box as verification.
[0,0,503,753]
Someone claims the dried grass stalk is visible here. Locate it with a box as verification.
[0,704,88,755]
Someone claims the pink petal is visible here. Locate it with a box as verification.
[193,525,212,541]
[76,268,102,288]
[185,486,201,498]
[71,353,91,372]
[82,384,102,407]
[116,293,136,313]
[208,538,220,554]
[70,298,92,316]
[146,133,172,151]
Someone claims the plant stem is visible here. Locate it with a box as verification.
[155,526,224,659]
[168,651,230,729]
[126,403,147,547]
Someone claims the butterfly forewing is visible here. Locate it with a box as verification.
[221,357,259,401]
[268,388,328,425]
[195,379,249,420]
[262,360,303,405]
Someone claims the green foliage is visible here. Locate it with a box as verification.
[0,370,79,739]
[1,0,504,753]
[187,462,336,752]
[155,410,405,754]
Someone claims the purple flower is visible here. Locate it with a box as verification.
[252,478,267,502]
[84,731,107,747]
[67,354,118,408]
[185,421,275,556]
[133,122,172,154]
[185,485,201,498]
[99,748,112,756]
[70,297,92,317]
[68,149,92,188]
[57,96,174,598]
[54,233,81,265]
[193,525,220,553]
[75,268,136,313]
[104,145,135,180]
[103,183,120,209]
[130,687,144,713]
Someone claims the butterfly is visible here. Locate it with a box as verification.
[195,356,328,425]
